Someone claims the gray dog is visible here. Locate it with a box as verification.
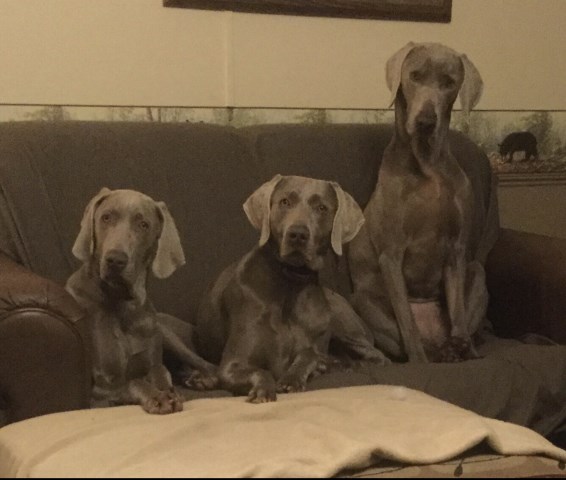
[66,188,216,414]
[349,43,487,363]
[197,175,390,403]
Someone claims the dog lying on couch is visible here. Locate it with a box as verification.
[66,188,217,413]
[197,175,390,403]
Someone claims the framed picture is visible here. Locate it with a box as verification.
[163,0,452,23]
[452,110,566,186]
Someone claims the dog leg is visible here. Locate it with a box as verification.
[325,288,392,365]
[145,364,184,413]
[351,291,407,360]
[443,251,482,361]
[220,361,277,404]
[444,249,469,339]
[379,252,428,362]
[276,349,323,393]
[157,315,219,391]
[465,260,489,339]
[125,369,182,415]
[157,314,218,373]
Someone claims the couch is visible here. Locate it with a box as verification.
[0,121,565,477]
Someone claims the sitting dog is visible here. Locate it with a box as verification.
[66,188,216,414]
[348,43,487,363]
[197,175,390,403]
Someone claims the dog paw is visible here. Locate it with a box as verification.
[184,369,219,391]
[366,350,393,366]
[276,375,306,394]
[436,336,478,363]
[247,383,277,404]
[143,389,184,414]
[168,388,185,412]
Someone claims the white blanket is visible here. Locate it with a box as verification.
[0,385,564,478]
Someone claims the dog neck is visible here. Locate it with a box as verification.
[280,263,319,284]
[68,265,155,337]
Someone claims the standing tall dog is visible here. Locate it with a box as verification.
[197,175,390,403]
[66,188,216,414]
[349,43,487,363]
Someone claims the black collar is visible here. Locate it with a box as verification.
[280,263,318,284]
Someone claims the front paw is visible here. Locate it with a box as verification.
[143,389,184,414]
[184,369,219,391]
[276,374,306,394]
[408,345,430,363]
[366,349,392,366]
[435,336,479,363]
[247,383,277,404]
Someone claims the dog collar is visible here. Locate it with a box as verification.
[280,263,318,283]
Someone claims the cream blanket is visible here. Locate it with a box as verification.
[0,386,564,478]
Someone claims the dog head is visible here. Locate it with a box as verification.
[72,188,185,302]
[386,42,483,153]
[243,175,364,271]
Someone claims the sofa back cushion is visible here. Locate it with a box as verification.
[0,122,260,321]
[0,121,497,322]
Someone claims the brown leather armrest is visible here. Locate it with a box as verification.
[0,253,91,424]
[486,228,566,344]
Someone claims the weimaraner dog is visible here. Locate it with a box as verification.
[197,175,390,403]
[349,42,487,363]
[66,188,217,414]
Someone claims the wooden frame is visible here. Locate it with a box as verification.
[163,0,452,23]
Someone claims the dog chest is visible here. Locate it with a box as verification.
[90,311,159,389]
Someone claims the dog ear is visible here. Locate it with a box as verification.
[243,174,283,247]
[386,41,415,107]
[72,187,112,263]
[152,201,186,279]
[459,54,483,114]
[330,182,365,256]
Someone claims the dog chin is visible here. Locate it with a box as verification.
[100,272,134,300]
[279,250,323,271]
[411,133,437,158]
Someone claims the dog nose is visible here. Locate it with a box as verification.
[287,224,310,245]
[415,107,437,134]
[105,250,128,271]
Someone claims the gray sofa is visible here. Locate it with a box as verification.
[0,121,565,469]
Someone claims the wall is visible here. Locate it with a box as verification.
[0,0,227,106]
[1,0,566,109]
[0,0,565,237]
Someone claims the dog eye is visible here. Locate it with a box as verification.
[140,221,150,230]
[410,70,424,82]
[279,198,290,207]
[317,204,328,213]
[441,75,456,88]
[101,213,111,223]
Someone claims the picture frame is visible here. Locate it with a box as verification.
[450,110,566,186]
[163,0,452,23]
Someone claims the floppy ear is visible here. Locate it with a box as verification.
[330,182,365,256]
[243,174,283,247]
[152,201,186,279]
[459,54,483,114]
[386,41,415,106]
[72,187,112,263]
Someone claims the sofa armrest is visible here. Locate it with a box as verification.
[0,253,91,424]
[485,228,566,344]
